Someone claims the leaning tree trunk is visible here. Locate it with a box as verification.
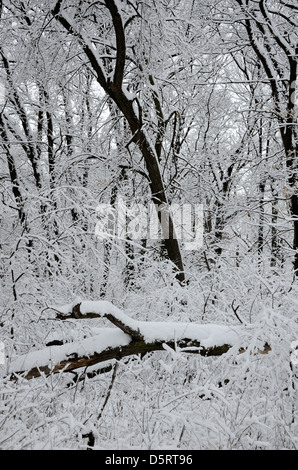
[52,0,185,284]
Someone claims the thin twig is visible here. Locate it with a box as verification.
[97,362,119,421]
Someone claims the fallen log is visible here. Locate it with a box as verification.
[9,300,270,381]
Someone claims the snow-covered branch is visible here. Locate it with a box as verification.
[9,300,271,381]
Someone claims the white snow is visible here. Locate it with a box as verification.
[55,300,241,346]
[136,321,240,347]
[79,300,123,316]
[10,328,131,373]
[122,85,136,101]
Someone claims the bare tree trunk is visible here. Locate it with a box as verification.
[234,0,298,274]
[0,115,27,227]
[270,184,279,268]
[258,181,265,270]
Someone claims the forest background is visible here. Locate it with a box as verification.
[0,0,298,450]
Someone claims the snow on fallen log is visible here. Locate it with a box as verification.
[10,328,131,378]
[9,300,270,380]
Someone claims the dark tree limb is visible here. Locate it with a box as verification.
[105,0,126,88]
[56,302,144,340]
[10,338,235,381]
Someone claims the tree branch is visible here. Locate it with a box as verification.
[105,0,126,88]
[51,1,109,92]
[56,301,144,340]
